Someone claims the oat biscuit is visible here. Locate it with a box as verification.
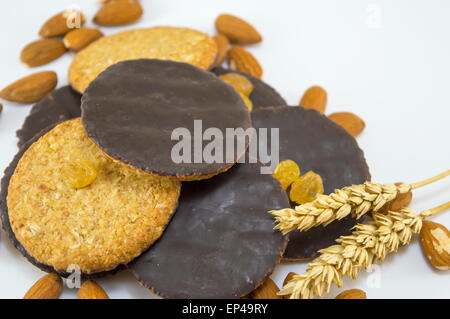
[3,119,180,275]
[69,27,218,93]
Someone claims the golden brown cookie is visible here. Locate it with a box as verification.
[69,27,218,93]
[6,118,181,275]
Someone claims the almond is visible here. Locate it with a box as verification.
[228,46,263,79]
[335,289,367,299]
[64,28,104,52]
[39,10,86,38]
[300,86,327,114]
[379,182,413,213]
[94,0,143,26]
[0,71,57,103]
[282,272,297,299]
[23,273,63,299]
[420,220,450,271]
[328,112,365,137]
[215,14,262,45]
[78,280,110,299]
[213,34,229,67]
[249,278,282,299]
[21,39,67,67]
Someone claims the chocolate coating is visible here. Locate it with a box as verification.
[251,106,371,260]
[82,59,252,179]
[212,67,287,109]
[129,162,289,299]
[1,124,123,279]
[16,86,81,147]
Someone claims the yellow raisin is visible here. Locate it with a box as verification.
[240,92,253,112]
[219,73,254,96]
[63,159,97,189]
[273,160,301,190]
[290,171,324,204]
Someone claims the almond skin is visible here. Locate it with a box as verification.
[23,273,63,299]
[335,289,367,299]
[213,34,229,67]
[300,86,327,114]
[0,71,57,103]
[215,14,262,44]
[39,10,86,37]
[379,182,413,213]
[21,39,67,67]
[250,278,282,299]
[64,28,104,52]
[78,280,109,299]
[228,45,263,79]
[420,221,450,271]
[282,272,297,299]
[328,112,365,137]
[94,0,143,26]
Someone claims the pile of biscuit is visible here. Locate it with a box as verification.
[0,8,370,299]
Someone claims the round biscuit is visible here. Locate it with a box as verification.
[69,27,218,93]
[5,118,181,275]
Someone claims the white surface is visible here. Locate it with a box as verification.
[0,0,449,299]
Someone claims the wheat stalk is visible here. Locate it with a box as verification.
[278,202,450,299]
[270,169,450,234]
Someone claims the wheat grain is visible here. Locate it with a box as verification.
[270,170,450,234]
[278,202,450,299]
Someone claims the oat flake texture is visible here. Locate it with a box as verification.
[69,27,218,93]
[4,118,180,275]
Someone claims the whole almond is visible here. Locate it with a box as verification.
[379,182,413,213]
[23,273,63,299]
[420,221,450,270]
[300,86,327,114]
[335,289,367,299]
[228,46,263,79]
[213,34,229,67]
[249,278,282,299]
[64,28,104,52]
[78,280,110,299]
[94,0,143,26]
[0,71,57,103]
[215,14,262,44]
[328,112,365,137]
[282,272,297,299]
[21,39,67,67]
[39,10,86,38]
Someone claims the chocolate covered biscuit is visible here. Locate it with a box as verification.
[16,86,81,147]
[82,59,252,181]
[213,67,287,109]
[251,106,371,260]
[129,161,288,299]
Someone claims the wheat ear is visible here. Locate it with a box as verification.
[278,201,450,299]
[270,169,450,234]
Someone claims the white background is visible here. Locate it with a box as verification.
[0,0,449,299]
